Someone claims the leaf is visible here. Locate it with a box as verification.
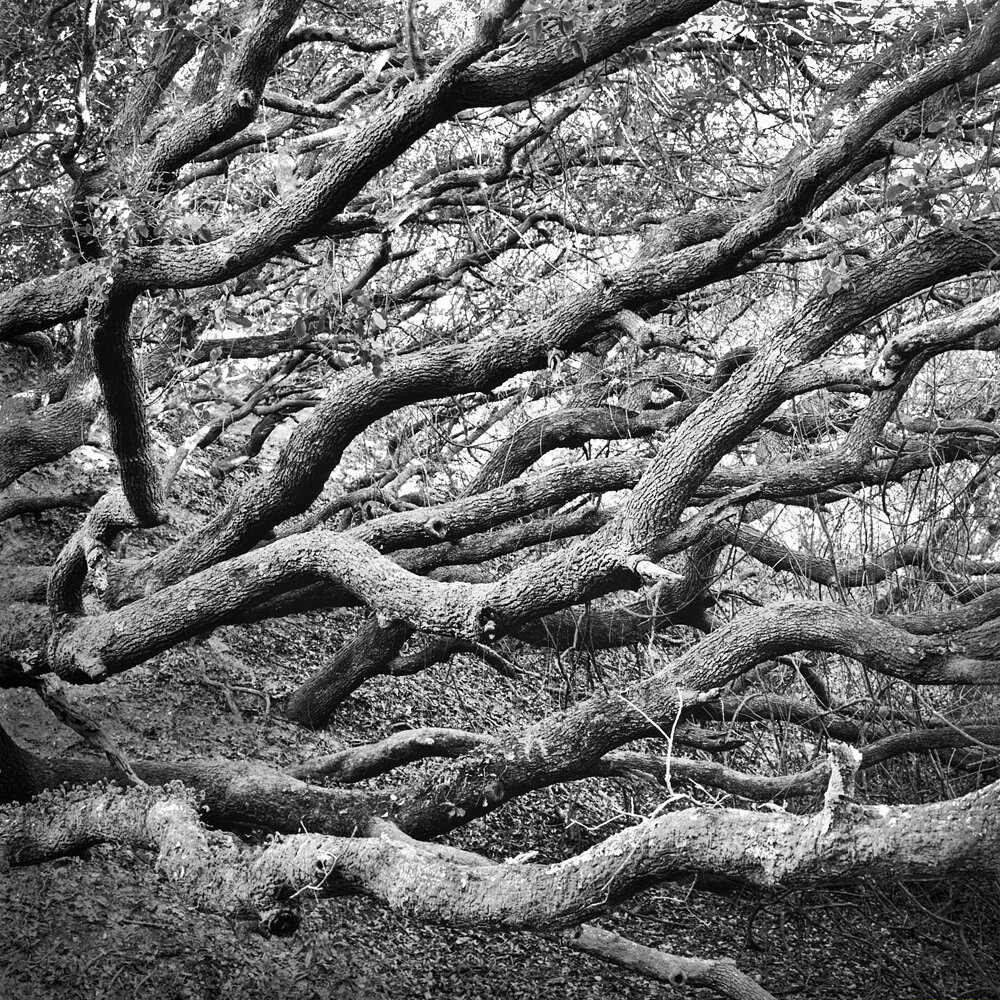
[367,49,391,82]
[371,310,388,331]
[225,310,251,329]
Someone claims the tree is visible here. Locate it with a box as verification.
[3,0,1000,995]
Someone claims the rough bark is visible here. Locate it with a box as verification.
[3,5,1000,992]
[4,766,1000,929]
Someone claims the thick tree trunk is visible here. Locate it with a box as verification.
[0,721,43,804]
[283,618,410,727]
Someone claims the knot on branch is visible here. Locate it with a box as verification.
[626,554,684,583]
[482,778,505,807]
[869,349,904,388]
[677,686,720,707]
[477,607,499,640]
[424,516,448,540]
[314,850,337,873]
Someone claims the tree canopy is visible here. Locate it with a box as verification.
[3,1,1000,996]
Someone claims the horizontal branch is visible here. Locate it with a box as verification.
[46,533,493,681]
[0,773,774,997]
[6,768,999,932]
[0,488,101,523]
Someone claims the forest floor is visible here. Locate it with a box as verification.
[2,419,999,1000]
[3,599,999,1000]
